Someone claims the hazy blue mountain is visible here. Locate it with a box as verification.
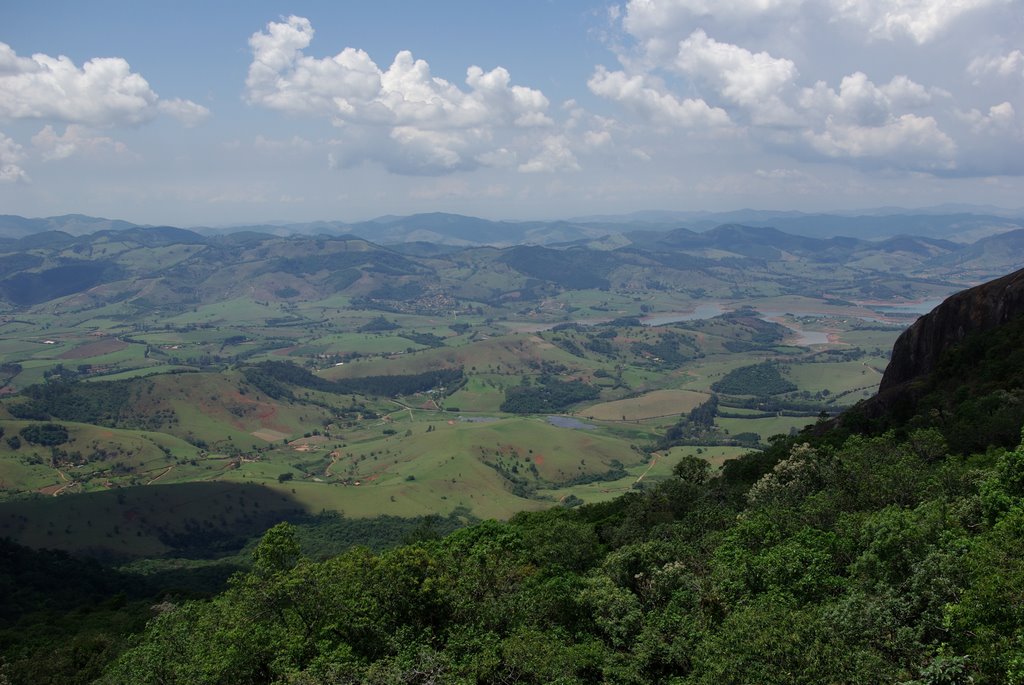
[572,208,1024,242]
[3,209,1024,251]
[0,214,138,239]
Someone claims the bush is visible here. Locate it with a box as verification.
[712,362,796,396]
[20,423,70,446]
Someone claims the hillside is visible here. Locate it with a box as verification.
[0,216,1004,328]
[0,214,985,559]
[3,268,1024,682]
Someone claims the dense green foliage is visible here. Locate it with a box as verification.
[657,394,720,450]
[400,331,447,348]
[0,539,154,684]
[500,245,614,290]
[711,361,797,396]
[357,316,401,332]
[0,261,124,306]
[283,509,476,558]
[500,375,601,413]
[18,423,69,446]
[0,509,477,684]
[242,361,463,400]
[9,380,138,425]
[94,426,1024,684]
[630,330,701,367]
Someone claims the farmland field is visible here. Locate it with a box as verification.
[582,389,712,421]
[0,223,945,559]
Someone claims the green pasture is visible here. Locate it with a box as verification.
[664,444,757,470]
[0,281,921,551]
[717,415,815,442]
[0,419,204,497]
[202,414,649,520]
[112,244,205,271]
[581,389,711,421]
[532,442,753,506]
[676,356,763,393]
[288,332,427,357]
[443,375,509,412]
[321,333,578,382]
[164,298,286,326]
[0,338,59,358]
[783,359,884,399]
[839,326,904,351]
[266,454,547,520]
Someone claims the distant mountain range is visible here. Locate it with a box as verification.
[0,210,1023,311]
[2,206,1023,247]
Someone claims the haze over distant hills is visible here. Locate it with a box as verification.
[2,207,1024,313]
[2,205,1023,247]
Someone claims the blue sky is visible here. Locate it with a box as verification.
[1,0,1022,226]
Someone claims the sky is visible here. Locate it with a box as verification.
[0,0,1022,226]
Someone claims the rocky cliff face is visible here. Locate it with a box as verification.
[879,267,1024,392]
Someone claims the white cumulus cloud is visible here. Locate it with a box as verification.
[518,136,581,173]
[588,66,731,127]
[0,132,27,182]
[957,102,1019,136]
[158,99,210,127]
[247,16,556,174]
[830,0,1007,44]
[0,42,207,128]
[968,49,1024,79]
[31,124,132,161]
[804,114,956,168]
[799,72,937,126]
[622,0,805,59]
[674,30,799,124]
[246,16,550,129]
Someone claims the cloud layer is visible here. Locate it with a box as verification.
[0,4,1021,222]
[588,0,1022,176]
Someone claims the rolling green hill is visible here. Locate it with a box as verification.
[2,216,1024,681]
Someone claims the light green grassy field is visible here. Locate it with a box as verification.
[444,375,510,412]
[717,415,816,442]
[783,360,884,401]
[201,414,648,520]
[581,389,711,421]
[0,419,204,497]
